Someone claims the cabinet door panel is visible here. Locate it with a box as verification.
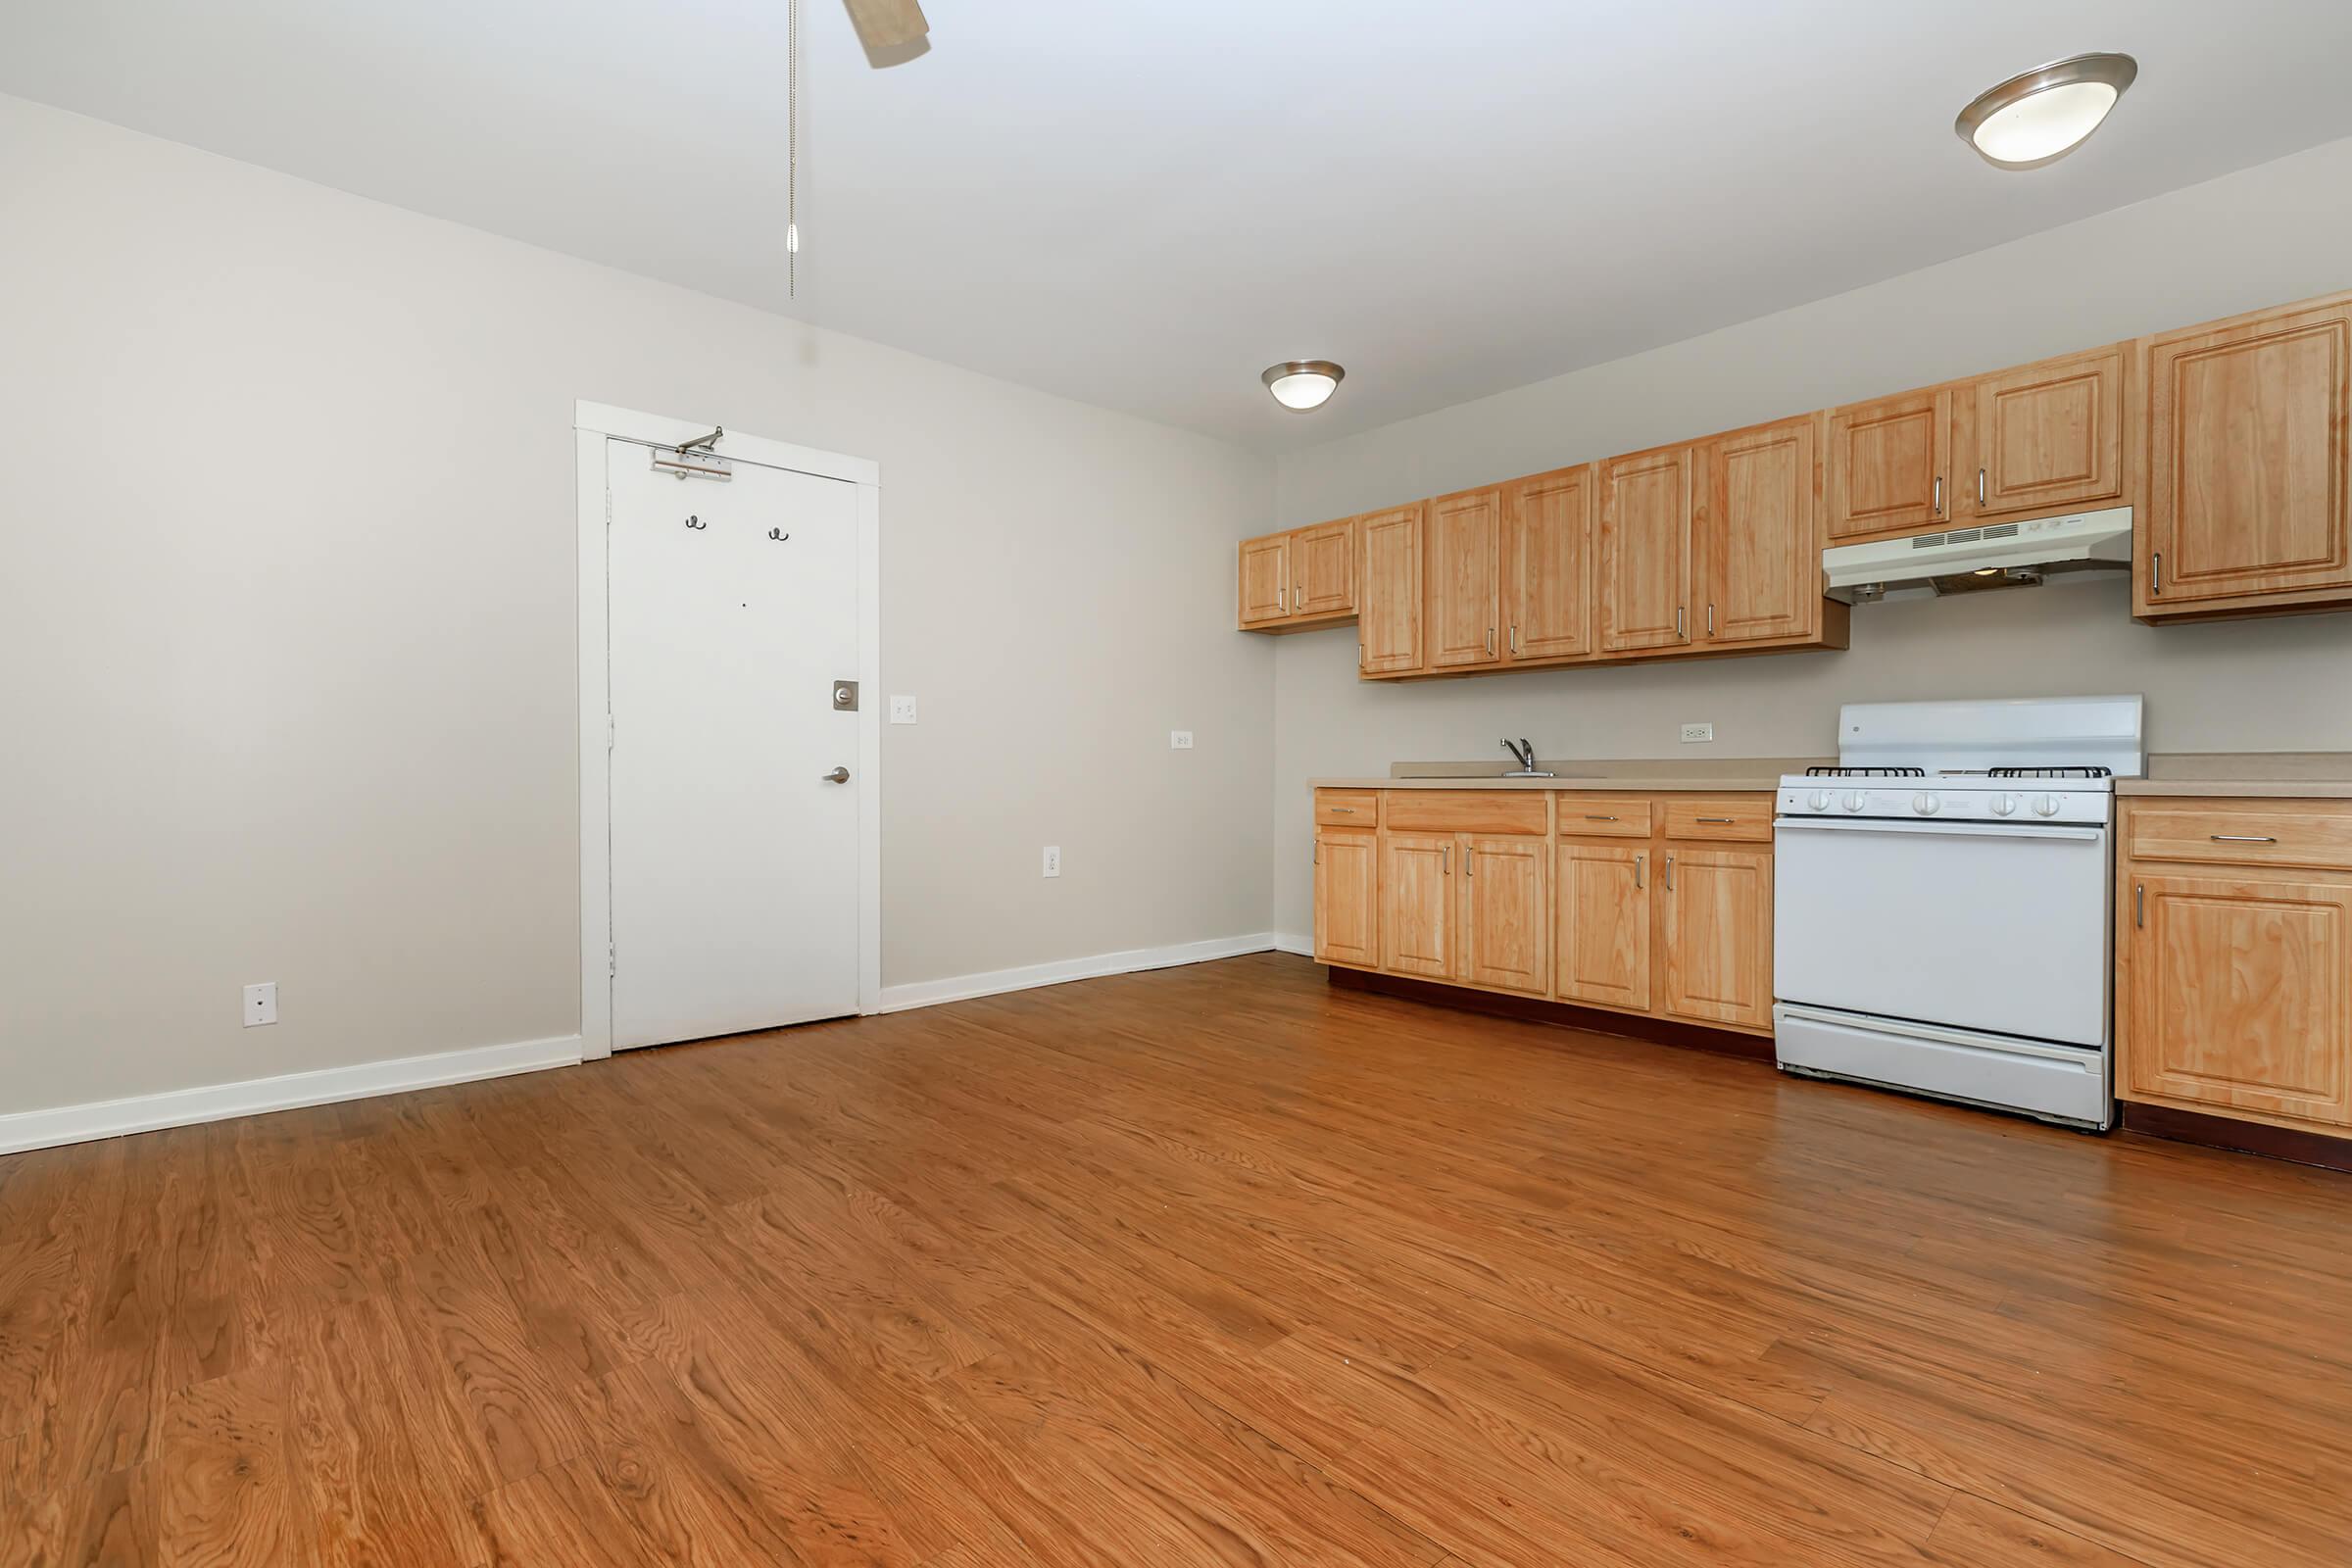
[1426,488,1503,668]
[1700,416,1818,646]
[1379,834,1453,979]
[2126,872,2352,1125]
[1313,832,1378,969]
[1598,447,1692,654]
[1294,518,1356,617]
[1555,842,1650,1010]
[1660,847,1773,1030]
[1461,836,1548,996]
[2144,300,2352,611]
[1501,466,1592,662]
[1828,388,1949,540]
[1957,346,2128,520]
[1239,533,1290,625]
[1357,505,1425,674]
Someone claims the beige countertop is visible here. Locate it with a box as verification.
[2119,754,2352,799]
[1309,759,1830,793]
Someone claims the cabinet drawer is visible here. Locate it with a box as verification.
[1664,797,1774,843]
[1314,789,1380,830]
[2128,801,2352,872]
[1555,796,1653,838]
[1382,790,1549,836]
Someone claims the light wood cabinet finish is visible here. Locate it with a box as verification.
[1312,831,1379,970]
[1379,833,1454,978]
[1383,790,1549,836]
[1426,487,1504,669]
[1658,846,1774,1031]
[1598,445,1694,653]
[1954,345,2130,522]
[1555,840,1650,1010]
[1500,466,1592,662]
[2125,870,2351,1126]
[1461,835,1550,996]
[1663,797,1774,843]
[1292,517,1357,618]
[1313,788,1380,830]
[2141,294,2352,617]
[2127,801,2352,874]
[1556,796,1653,838]
[1697,415,1823,646]
[1827,386,1950,542]
[1238,532,1291,625]
[1357,504,1425,674]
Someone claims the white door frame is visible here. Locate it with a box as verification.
[574,400,883,1059]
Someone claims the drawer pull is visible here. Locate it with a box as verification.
[2210,834,2278,844]
[1585,814,1619,821]
[1328,807,1356,814]
[1695,815,1737,824]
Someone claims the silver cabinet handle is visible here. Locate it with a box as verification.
[821,766,851,783]
[1705,604,1715,637]
[1465,847,1475,877]
[1635,853,1645,890]
[1675,606,1687,639]
[1442,845,1450,874]
[2211,834,2278,844]
[1696,815,1736,824]
[1508,624,1520,656]
[1313,841,1320,866]
[1486,627,1495,656]
[1664,854,1675,891]
[1328,807,1356,814]
[1585,814,1619,821]
[1934,474,1943,515]
[2151,551,2162,596]
[1978,467,1987,506]
[2134,882,2143,928]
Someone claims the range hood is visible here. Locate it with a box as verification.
[1825,507,2132,602]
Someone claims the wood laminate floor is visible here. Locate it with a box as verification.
[4,953,2349,1566]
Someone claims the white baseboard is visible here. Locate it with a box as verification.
[0,1033,583,1156]
[876,932,1277,1014]
[1272,931,1314,956]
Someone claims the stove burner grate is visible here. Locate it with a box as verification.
[1805,765,1927,778]
[1985,765,2115,779]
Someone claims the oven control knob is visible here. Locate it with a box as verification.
[1912,792,1940,815]
[1807,791,1833,812]
[1842,792,1866,812]
[1990,794,2019,816]
[2034,794,2062,817]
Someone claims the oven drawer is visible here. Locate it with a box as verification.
[2126,800,2352,872]
[1773,814,2112,1048]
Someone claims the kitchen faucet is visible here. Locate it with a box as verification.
[1500,738,1554,777]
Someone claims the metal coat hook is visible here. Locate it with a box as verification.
[767,528,790,542]
[684,514,707,530]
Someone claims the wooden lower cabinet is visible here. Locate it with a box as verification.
[1312,831,1378,969]
[1658,846,1774,1031]
[1315,789,1776,1042]
[2120,799,2352,1136]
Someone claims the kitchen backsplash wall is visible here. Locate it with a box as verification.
[1269,134,2352,941]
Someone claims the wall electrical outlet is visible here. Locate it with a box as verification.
[1042,845,1061,878]
[1680,721,1716,744]
[243,982,278,1027]
[1169,730,1194,750]
[889,695,918,724]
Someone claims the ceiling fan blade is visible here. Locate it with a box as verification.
[843,0,928,52]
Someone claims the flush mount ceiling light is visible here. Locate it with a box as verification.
[1262,361,1346,412]
[1956,52,2138,170]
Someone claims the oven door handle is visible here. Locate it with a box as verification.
[1773,817,2104,843]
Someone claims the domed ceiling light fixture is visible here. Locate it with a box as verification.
[1956,52,2138,170]
[1262,361,1347,412]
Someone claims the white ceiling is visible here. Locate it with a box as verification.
[8,1,2352,450]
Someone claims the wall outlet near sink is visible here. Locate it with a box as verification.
[1680,722,1715,744]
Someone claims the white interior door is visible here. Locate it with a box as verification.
[606,442,861,1049]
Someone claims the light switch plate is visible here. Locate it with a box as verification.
[890,695,918,724]
[1169,730,1194,750]
[243,982,278,1027]
[1680,722,1715,744]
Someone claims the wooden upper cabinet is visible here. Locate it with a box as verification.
[2126,870,2352,1126]
[1237,532,1291,626]
[1357,504,1425,675]
[1954,345,2129,522]
[1555,841,1650,1011]
[1425,487,1503,669]
[1460,835,1548,996]
[1827,387,1950,541]
[1696,415,1821,647]
[1659,846,1773,1031]
[2141,294,2352,616]
[1598,445,1694,654]
[1312,831,1378,970]
[1379,833,1453,979]
[1292,517,1357,618]
[1500,466,1592,662]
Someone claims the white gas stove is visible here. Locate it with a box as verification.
[1771,696,2143,1131]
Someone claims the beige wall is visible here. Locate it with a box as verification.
[1270,136,2352,941]
[0,96,1276,1117]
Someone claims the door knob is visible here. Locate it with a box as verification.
[821,766,851,783]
